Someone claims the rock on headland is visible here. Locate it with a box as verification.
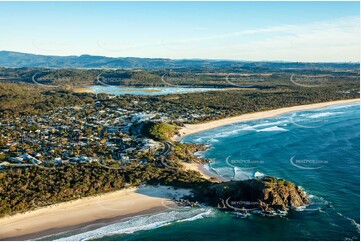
[197,176,310,213]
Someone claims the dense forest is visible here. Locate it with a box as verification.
[0,72,358,119]
[0,64,359,88]
[0,148,209,217]
[142,122,178,141]
[0,83,95,117]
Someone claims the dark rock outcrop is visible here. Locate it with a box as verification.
[197,176,309,213]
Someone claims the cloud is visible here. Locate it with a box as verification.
[14,15,360,62]
[160,16,360,61]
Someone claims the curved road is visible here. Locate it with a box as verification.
[159,141,176,169]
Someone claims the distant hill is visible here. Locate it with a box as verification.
[0,51,358,69]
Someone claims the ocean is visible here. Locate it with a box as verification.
[43,102,360,241]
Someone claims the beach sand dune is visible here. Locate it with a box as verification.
[181,162,225,182]
[0,186,191,240]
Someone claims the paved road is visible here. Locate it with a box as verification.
[159,141,176,169]
[130,122,174,168]
[161,141,172,157]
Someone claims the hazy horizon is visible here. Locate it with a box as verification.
[0,1,359,62]
[1,49,360,64]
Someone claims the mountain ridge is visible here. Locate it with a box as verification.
[0,50,358,69]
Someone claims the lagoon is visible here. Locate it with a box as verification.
[75,85,220,96]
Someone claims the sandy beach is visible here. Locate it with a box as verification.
[0,186,191,240]
[181,162,225,182]
[172,99,360,141]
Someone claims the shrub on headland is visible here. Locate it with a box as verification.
[142,121,177,141]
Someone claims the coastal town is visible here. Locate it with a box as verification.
[0,94,176,170]
[1,76,359,171]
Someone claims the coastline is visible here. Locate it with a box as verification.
[172,99,360,141]
[0,186,191,240]
[181,162,225,182]
[174,98,359,181]
[1,99,358,240]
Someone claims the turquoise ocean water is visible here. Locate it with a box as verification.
[43,102,360,241]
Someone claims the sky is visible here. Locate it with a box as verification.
[0,1,359,62]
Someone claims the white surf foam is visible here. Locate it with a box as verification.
[211,166,235,178]
[205,163,221,176]
[238,125,256,131]
[208,138,219,143]
[308,112,343,119]
[214,129,242,138]
[324,102,359,110]
[251,120,288,129]
[253,171,265,179]
[337,212,360,233]
[176,209,214,222]
[54,208,215,241]
[212,123,265,138]
[194,137,203,143]
[193,151,205,158]
[257,126,288,132]
[233,167,254,180]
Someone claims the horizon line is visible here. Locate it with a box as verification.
[1,50,359,64]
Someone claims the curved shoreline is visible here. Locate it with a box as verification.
[0,186,191,240]
[174,98,360,181]
[172,99,360,141]
[1,99,359,240]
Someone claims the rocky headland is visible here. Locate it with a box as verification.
[194,176,310,213]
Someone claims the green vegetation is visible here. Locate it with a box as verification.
[0,83,95,117]
[169,142,208,164]
[0,63,358,217]
[0,161,208,217]
[262,177,295,188]
[1,63,359,89]
[142,122,177,141]
[195,177,309,212]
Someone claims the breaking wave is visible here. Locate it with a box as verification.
[257,126,288,132]
[337,212,360,234]
[53,208,215,241]
[308,112,344,119]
